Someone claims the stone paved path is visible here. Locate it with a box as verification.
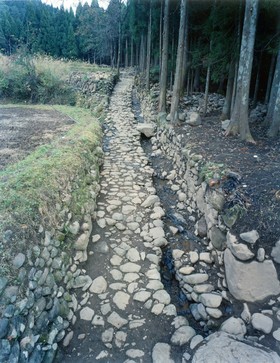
[59,75,193,362]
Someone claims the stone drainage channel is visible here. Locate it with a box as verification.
[56,74,199,363]
[55,73,279,363]
[133,83,280,356]
[133,89,234,332]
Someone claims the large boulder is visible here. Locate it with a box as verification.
[224,248,280,302]
[186,112,202,126]
[192,332,280,363]
[136,123,156,137]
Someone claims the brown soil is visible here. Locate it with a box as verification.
[0,107,75,170]
[176,116,280,252]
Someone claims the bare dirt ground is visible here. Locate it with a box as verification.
[0,107,75,170]
[176,116,280,252]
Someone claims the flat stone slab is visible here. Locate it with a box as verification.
[80,307,94,321]
[133,291,151,302]
[113,291,130,310]
[192,332,280,363]
[107,311,128,328]
[90,276,108,294]
[182,273,209,285]
[152,343,174,363]
[224,249,280,302]
[153,290,171,305]
[136,123,156,138]
[120,262,141,273]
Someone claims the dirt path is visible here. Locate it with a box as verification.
[56,75,192,362]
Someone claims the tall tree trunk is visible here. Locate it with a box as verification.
[146,0,152,89]
[139,38,143,71]
[203,64,211,117]
[117,22,121,78]
[180,27,188,95]
[265,54,276,104]
[170,0,187,123]
[158,0,170,113]
[110,42,114,68]
[180,7,189,95]
[266,50,280,125]
[231,0,243,113]
[231,61,239,114]
[169,27,175,92]
[252,52,262,108]
[125,38,128,68]
[268,70,280,137]
[221,61,235,120]
[136,40,139,68]
[159,0,163,71]
[226,0,259,143]
[139,34,145,72]
[130,36,134,67]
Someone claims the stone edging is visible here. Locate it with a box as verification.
[0,74,116,363]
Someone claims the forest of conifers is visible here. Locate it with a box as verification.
[0,0,279,139]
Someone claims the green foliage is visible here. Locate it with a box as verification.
[7,52,38,100]
[199,162,228,183]
[0,104,102,230]
[0,52,76,104]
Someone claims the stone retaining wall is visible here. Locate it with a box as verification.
[149,124,280,343]
[152,127,227,248]
[0,73,115,363]
[135,78,280,355]
[69,71,118,112]
[0,155,103,363]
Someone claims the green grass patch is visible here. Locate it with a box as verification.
[0,104,102,232]
[0,54,114,280]
[67,61,111,74]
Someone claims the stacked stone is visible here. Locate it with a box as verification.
[0,73,116,362]
[137,79,226,121]
[68,71,117,96]
[68,71,118,112]
[173,249,224,324]
[0,226,91,362]
[147,123,280,356]
[60,75,198,362]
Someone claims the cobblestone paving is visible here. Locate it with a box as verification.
[60,75,192,362]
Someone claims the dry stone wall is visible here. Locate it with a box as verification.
[151,124,280,298]
[135,79,280,352]
[0,73,116,363]
[68,71,118,111]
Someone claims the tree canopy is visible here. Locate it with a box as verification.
[0,0,279,137]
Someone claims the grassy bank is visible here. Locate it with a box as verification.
[0,53,111,104]
[0,54,116,280]
[0,104,102,228]
[0,104,103,277]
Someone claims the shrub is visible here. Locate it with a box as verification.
[0,52,76,104]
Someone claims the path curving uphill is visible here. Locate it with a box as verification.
[58,74,187,362]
